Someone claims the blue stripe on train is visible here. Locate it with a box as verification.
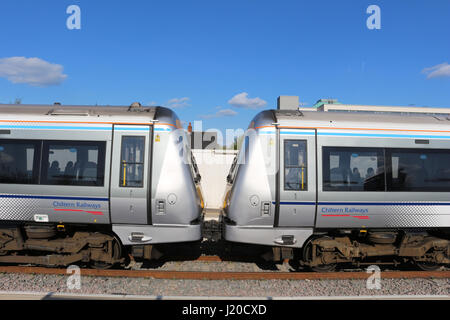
[0,125,171,132]
[317,132,450,139]
[278,130,450,139]
[273,201,450,206]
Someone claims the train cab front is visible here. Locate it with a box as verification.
[221,111,282,247]
[112,107,203,252]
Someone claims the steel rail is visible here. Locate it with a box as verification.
[0,265,449,280]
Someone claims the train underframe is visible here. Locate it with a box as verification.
[281,229,450,271]
[0,222,449,271]
[0,223,125,268]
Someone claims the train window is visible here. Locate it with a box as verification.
[323,147,385,191]
[284,140,307,191]
[0,139,40,184]
[387,149,450,191]
[227,156,238,183]
[120,136,145,188]
[190,153,201,183]
[42,141,106,186]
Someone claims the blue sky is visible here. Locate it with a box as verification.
[0,0,449,141]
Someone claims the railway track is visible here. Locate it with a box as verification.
[0,263,449,281]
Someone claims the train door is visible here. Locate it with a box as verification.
[110,125,152,224]
[276,129,316,227]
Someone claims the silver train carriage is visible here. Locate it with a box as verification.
[223,108,450,270]
[0,103,203,267]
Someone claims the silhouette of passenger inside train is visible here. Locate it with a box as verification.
[351,167,362,185]
[365,167,375,180]
[48,161,60,178]
[64,161,74,177]
[362,165,385,191]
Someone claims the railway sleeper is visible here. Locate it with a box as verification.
[308,233,450,268]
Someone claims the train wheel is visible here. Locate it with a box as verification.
[416,261,441,271]
[91,236,122,269]
[302,237,336,272]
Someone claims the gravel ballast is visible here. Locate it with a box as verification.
[0,273,448,297]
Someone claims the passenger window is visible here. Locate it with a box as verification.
[0,139,40,184]
[284,140,307,191]
[42,141,106,186]
[323,147,385,191]
[388,149,450,191]
[120,136,145,188]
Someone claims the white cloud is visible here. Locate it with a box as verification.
[0,57,67,86]
[165,97,190,108]
[216,109,238,117]
[228,92,267,109]
[200,107,238,119]
[422,62,450,79]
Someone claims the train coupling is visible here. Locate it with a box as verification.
[202,211,222,242]
[131,245,162,260]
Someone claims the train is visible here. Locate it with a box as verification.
[222,103,450,271]
[0,103,203,268]
[1,100,450,271]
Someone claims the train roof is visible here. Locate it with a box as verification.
[0,103,180,126]
[252,108,450,132]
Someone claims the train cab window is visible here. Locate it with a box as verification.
[120,136,145,188]
[284,140,307,191]
[0,140,40,184]
[227,156,238,183]
[42,141,106,186]
[387,149,450,191]
[323,147,385,191]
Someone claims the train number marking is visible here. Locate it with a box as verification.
[33,214,49,222]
